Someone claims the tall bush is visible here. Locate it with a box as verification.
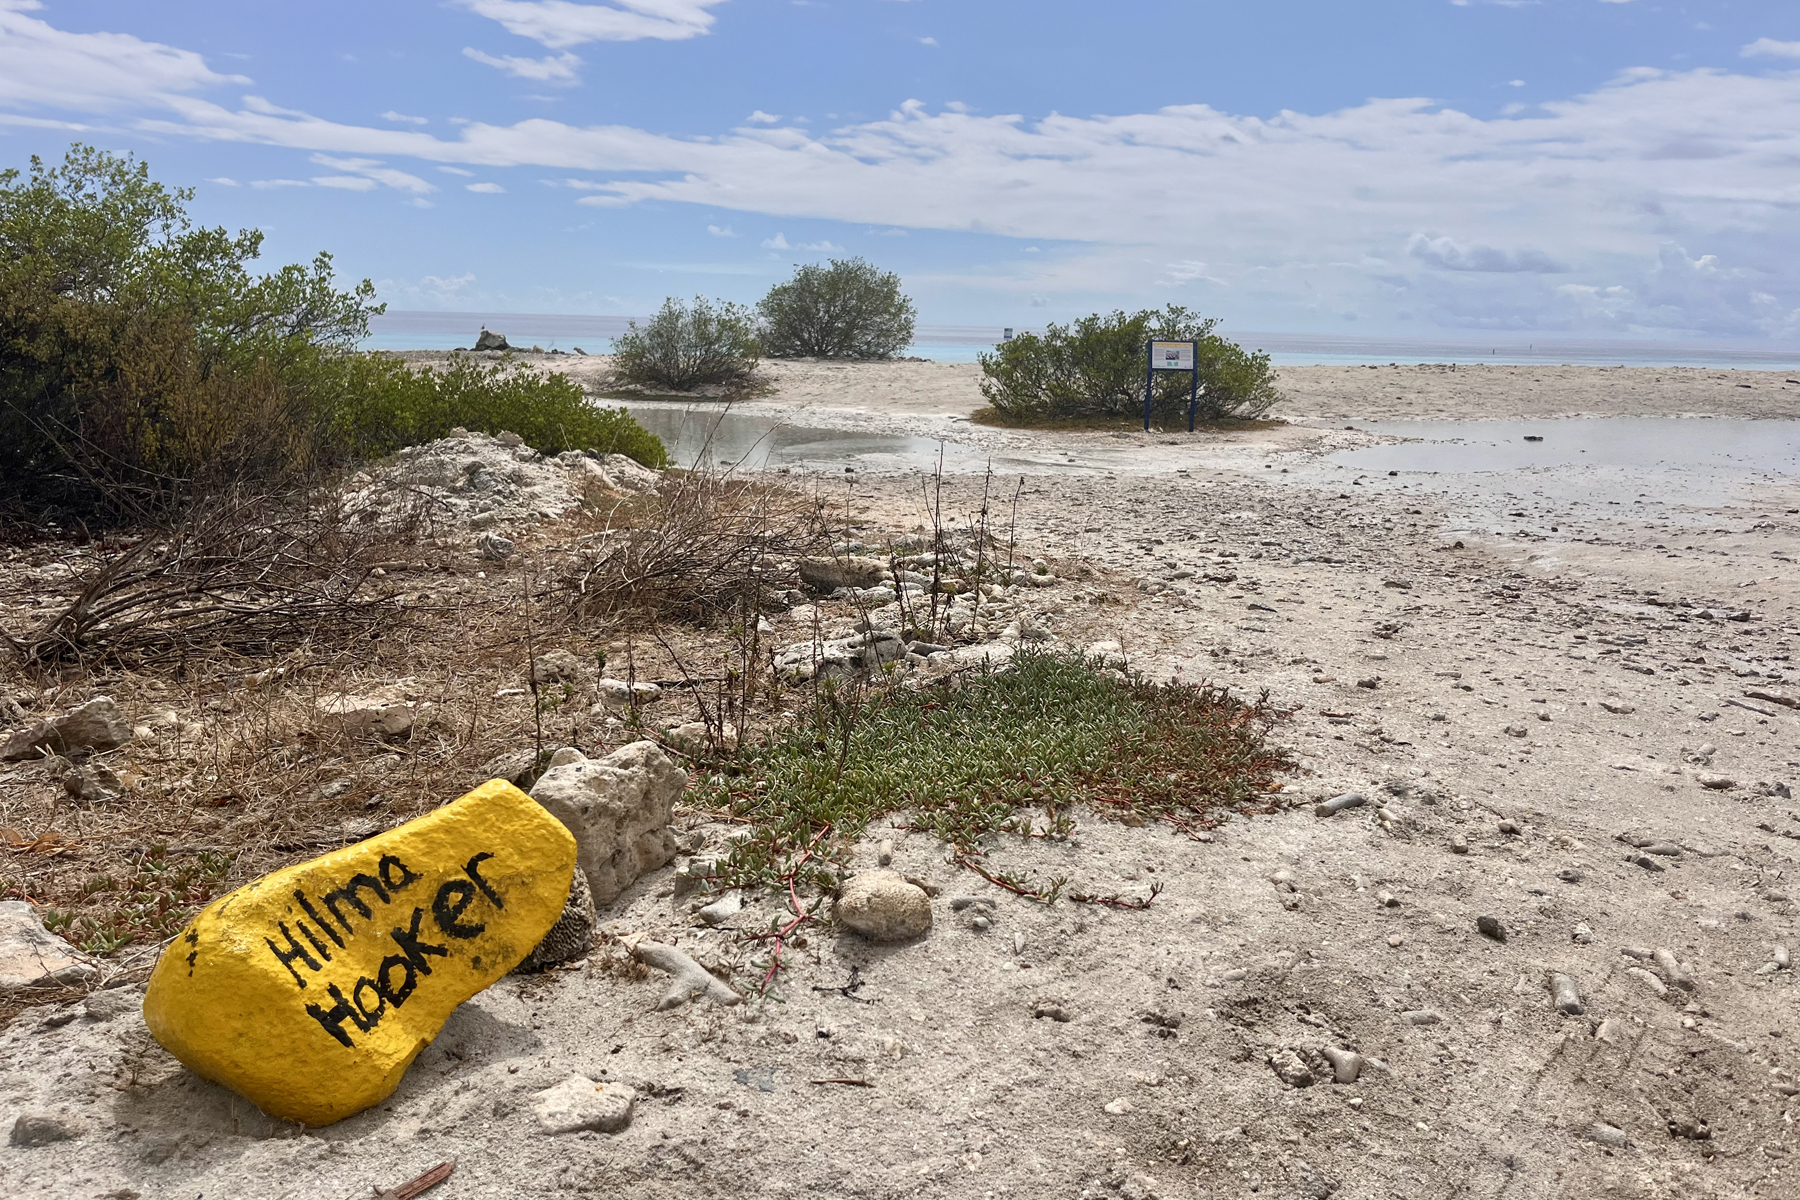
[978,306,1280,425]
[757,258,915,360]
[0,145,666,521]
[611,295,759,392]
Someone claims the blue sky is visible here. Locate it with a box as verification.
[2,0,1799,342]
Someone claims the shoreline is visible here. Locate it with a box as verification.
[390,351,1800,424]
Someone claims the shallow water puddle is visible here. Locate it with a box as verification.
[623,403,1055,474]
[1331,417,1800,475]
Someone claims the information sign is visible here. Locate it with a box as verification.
[1151,340,1195,371]
[1143,339,1204,431]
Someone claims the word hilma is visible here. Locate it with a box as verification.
[262,852,506,1049]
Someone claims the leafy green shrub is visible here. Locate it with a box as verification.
[324,354,668,468]
[0,145,666,521]
[756,257,915,359]
[611,295,760,392]
[977,305,1280,426]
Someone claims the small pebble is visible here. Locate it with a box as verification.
[1450,834,1469,855]
[1402,1010,1442,1026]
[1476,915,1507,943]
[1653,947,1695,992]
[1315,792,1367,817]
[1377,890,1399,908]
[877,839,894,867]
[1319,1046,1363,1084]
[1629,854,1665,872]
[696,892,742,926]
[1104,1098,1132,1115]
[1386,933,1405,948]
[972,916,991,931]
[1013,932,1026,956]
[1572,923,1593,945]
[1626,966,1668,997]
[1588,1123,1630,1149]
[1498,819,1520,835]
[1549,972,1585,1015]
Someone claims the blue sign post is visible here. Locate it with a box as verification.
[1144,339,1202,432]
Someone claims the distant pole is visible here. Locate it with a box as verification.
[1143,340,1155,432]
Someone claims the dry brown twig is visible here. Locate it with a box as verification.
[1,487,429,669]
[560,465,823,626]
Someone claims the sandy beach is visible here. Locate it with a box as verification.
[4,356,1797,1199]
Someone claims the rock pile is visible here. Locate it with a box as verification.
[340,429,660,530]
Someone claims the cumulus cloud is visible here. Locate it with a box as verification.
[383,110,429,124]
[746,110,780,124]
[466,181,506,192]
[455,0,728,48]
[1406,234,1567,273]
[462,46,582,82]
[707,223,736,236]
[1741,38,1800,59]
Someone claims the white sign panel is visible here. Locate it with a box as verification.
[1150,340,1194,371]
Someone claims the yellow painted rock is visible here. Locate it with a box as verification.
[143,780,574,1126]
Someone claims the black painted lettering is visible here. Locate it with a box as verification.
[462,852,504,909]
[431,879,485,939]
[374,954,418,1007]
[377,854,421,892]
[321,873,391,935]
[390,907,450,974]
[265,921,322,989]
[294,919,333,963]
[294,890,345,949]
[352,977,387,1028]
[304,983,363,1048]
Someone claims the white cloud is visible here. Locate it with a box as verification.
[0,0,246,111]
[312,175,379,191]
[207,176,240,186]
[462,46,582,82]
[761,232,842,252]
[310,154,435,194]
[707,223,736,236]
[6,3,1800,336]
[1160,260,1224,286]
[1742,38,1800,59]
[250,178,310,189]
[383,110,429,124]
[919,37,937,47]
[455,0,728,48]
[1406,233,1567,273]
[466,181,506,192]
[438,165,476,176]
[746,110,780,124]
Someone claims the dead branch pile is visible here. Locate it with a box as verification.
[562,467,825,624]
[0,489,424,668]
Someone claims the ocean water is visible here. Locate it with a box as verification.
[362,311,1800,371]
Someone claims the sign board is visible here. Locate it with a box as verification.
[1143,339,1204,432]
[1151,340,1195,371]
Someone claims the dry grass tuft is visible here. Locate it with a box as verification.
[560,467,826,625]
